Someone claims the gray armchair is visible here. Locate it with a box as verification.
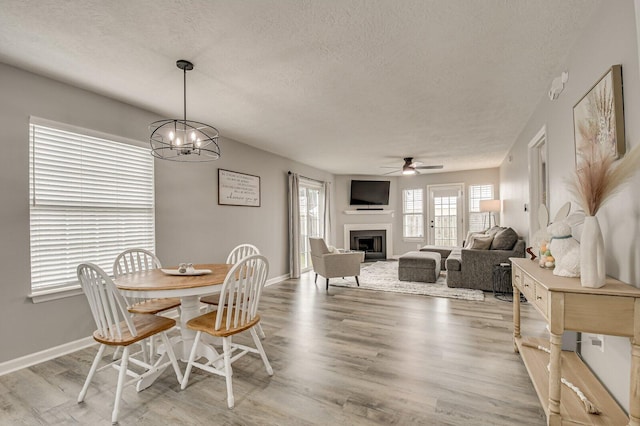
[309,237,363,290]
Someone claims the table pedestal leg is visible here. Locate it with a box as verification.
[179,295,222,367]
[136,294,224,391]
[179,295,201,360]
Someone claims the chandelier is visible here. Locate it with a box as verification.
[149,60,220,162]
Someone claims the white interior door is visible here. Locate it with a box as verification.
[427,184,464,247]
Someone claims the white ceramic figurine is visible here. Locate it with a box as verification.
[548,215,581,277]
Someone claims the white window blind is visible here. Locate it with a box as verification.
[29,121,155,292]
[403,188,424,238]
[468,184,494,232]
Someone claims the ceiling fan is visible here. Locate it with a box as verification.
[382,157,443,175]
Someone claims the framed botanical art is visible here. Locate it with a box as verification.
[573,65,625,169]
[218,169,261,207]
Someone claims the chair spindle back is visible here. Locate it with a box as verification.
[216,254,269,332]
[77,263,136,340]
[226,244,260,265]
[113,248,162,278]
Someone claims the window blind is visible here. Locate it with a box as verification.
[29,122,155,291]
[468,184,494,232]
[403,188,424,238]
[468,184,494,212]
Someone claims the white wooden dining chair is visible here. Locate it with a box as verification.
[113,248,181,360]
[200,244,265,338]
[113,248,181,315]
[181,254,273,408]
[76,263,183,424]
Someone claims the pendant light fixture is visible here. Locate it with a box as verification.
[149,60,220,162]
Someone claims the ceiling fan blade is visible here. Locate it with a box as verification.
[415,165,444,169]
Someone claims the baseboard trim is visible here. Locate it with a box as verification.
[0,336,96,377]
[266,273,289,287]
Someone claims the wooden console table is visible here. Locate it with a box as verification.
[510,258,640,426]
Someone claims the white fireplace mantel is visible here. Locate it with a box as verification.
[343,210,394,215]
[344,223,393,258]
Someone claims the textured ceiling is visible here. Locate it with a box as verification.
[0,0,601,175]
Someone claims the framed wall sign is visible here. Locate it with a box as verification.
[218,169,261,207]
[573,65,625,170]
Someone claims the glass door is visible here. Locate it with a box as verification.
[427,184,464,247]
[299,180,324,271]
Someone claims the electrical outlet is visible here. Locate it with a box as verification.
[588,334,605,352]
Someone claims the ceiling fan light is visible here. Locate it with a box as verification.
[402,167,416,175]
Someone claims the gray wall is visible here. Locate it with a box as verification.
[500,0,640,410]
[0,62,332,363]
[333,168,499,256]
[154,138,333,276]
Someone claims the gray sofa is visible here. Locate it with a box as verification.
[420,227,525,291]
[444,240,525,291]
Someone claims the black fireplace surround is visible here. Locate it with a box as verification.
[350,230,386,260]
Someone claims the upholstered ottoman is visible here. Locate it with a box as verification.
[398,251,441,283]
[419,245,452,271]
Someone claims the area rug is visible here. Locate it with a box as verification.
[329,260,484,301]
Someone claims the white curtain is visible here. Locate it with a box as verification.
[323,181,332,244]
[288,173,301,279]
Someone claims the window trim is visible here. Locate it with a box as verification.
[28,284,84,304]
[402,188,425,242]
[298,178,326,272]
[468,184,495,233]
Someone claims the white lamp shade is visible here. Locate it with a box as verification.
[479,199,501,212]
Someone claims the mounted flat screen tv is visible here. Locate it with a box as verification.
[350,180,390,206]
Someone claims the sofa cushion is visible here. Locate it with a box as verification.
[468,234,493,250]
[491,227,518,250]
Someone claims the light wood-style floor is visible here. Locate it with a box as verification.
[1,272,548,425]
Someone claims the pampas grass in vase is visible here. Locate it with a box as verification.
[568,143,640,287]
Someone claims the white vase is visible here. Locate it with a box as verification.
[580,215,606,288]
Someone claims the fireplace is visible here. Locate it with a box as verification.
[350,230,386,260]
[344,223,393,260]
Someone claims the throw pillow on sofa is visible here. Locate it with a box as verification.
[468,234,494,250]
[490,227,518,250]
[464,231,486,248]
[486,226,505,237]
